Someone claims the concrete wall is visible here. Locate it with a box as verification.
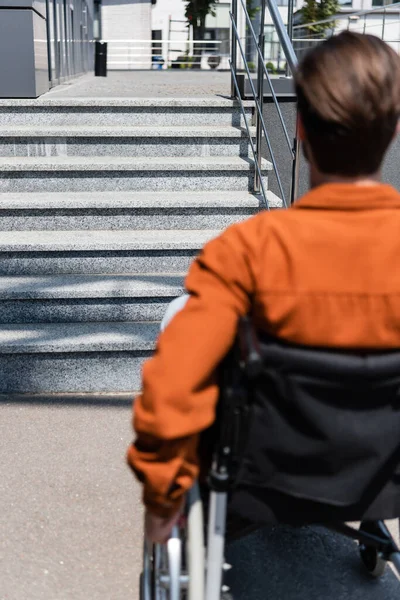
[262,98,307,203]
[262,97,400,204]
[0,0,94,97]
[0,1,49,98]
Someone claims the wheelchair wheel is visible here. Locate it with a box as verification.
[140,483,205,599]
[359,522,387,578]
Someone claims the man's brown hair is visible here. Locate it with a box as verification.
[295,32,400,176]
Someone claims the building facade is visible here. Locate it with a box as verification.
[292,0,400,66]
[100,0,235,69]
[47,0,95,83]
[0,0,95,97]
[99,0,306,70]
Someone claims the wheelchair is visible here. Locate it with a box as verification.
[141,317,400,599]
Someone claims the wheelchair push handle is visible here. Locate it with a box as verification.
[238,316,263,378]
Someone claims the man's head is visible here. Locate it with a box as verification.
[295,32,400,179]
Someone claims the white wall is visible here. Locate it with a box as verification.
[102,0,152,69]
[335,10,400,54]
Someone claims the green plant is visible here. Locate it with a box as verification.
[300,0,339,34]
[184,1,216,67]
[177,54,194,69]
[247,61,256,72]
[266,61,276,74]
[246,0,259,20]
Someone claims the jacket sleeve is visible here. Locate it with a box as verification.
[127,222,258,517]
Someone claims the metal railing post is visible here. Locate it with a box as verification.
[254,0,266,193]
[382,6,386,41]
[231,0,238,97]
[290,121,301,204]
[286,0,295,76]
[267,0,298,74]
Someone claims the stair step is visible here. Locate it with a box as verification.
[0,98,255,108]
[0,155,269,172]
[0,321,159,353]
[0,95,274,393]
[0,126,256,159]
[0,98,254,127]
[0,125,256,138]
[0,273,184,299]
[0,190,261,209]
[0,191,263,230]
[0,274,185,323]
[0,228,220,251]
[0,156,271,193]
[0,321,160,392]
[0,229,219,274]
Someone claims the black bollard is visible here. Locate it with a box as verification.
[94,41,107,77]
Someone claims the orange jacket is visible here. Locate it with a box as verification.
[127,182,400,517]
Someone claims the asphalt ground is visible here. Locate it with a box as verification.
[1,396,399,600]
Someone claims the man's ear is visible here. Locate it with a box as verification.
[298,114,306,142]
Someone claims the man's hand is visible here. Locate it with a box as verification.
[145,506,183,544]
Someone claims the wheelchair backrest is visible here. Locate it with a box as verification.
[223,318,400,508]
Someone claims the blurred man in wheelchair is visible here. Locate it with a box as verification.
[127,31,400,544]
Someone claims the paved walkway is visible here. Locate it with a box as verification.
[1,396,400,600]
[44,71,231,99]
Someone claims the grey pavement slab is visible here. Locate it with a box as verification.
[0,321,160,353]
[1,398,400,600]
[0,155,270,172]
[40,71,232,99]
[0,228,220,251]
[0,139,252,161]
[0,353,149,392]
[0,173,258,194]
[0,97,253,108]
[0,127,254,160]
[0,100,252,128]
[0,297,176,324]
[0,192,261,231]
[0,247,198,276]
[0,211,253,232]
[0,273,185,299]
[0,125,255,138]
[0,191,261,209]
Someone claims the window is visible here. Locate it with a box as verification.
[152,30,162,57]
[204,28,230,54]
[372,0,395,6]
[272,0,297,6]
[264,25,280,62]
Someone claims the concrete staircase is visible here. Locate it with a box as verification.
[0,98,277,393]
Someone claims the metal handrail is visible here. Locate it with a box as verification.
[238,0,293,155]
[230,14,288,206]
[230,65,270,210]
[293,0,400,31]
[230,0,300,205]
[267,0,298,73]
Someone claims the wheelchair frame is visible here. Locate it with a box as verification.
[141,481,229,600]
[141,317,400,598]
[141,485,400,599]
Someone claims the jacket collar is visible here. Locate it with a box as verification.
[293,183,400,211]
